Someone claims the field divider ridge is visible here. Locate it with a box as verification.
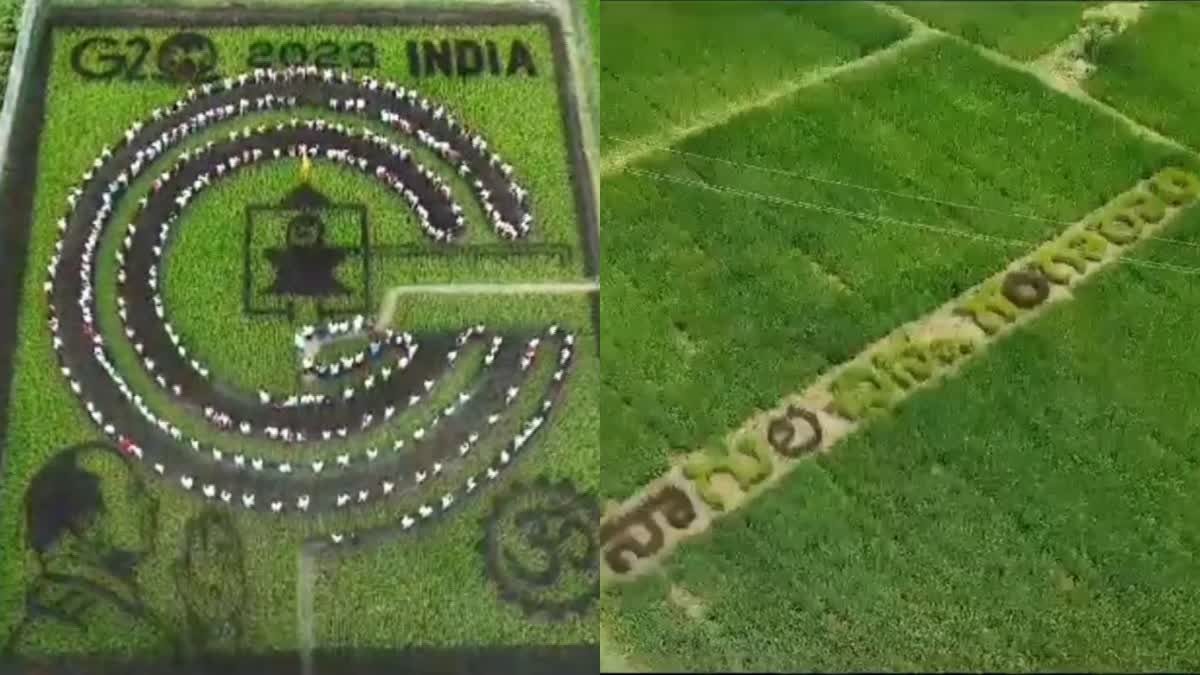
[613,140,1200,254]
[626,167,1200,275]
[599,167,1200,585]
[0,0,44,184]
[599,25,938,178]
[375,279,600,329]
[873,1,1199,160]
[298,544,318,675]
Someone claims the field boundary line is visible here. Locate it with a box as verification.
[297,545,317,675]
[1028,2,1148,91]
[612,139,1200,253]
[609,134,1068,224]
[374,280,600,328]
[599,26,938,178]
[874,2,1199,159]
[0,0,45,184]
[599,169,1199,584]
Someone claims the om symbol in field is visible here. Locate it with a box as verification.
[481,477,599,620]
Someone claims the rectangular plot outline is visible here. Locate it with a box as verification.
[0,4,599,672]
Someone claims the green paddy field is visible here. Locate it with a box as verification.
[600,2,1200,671]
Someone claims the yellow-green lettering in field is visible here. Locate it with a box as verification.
[682,437,774,511]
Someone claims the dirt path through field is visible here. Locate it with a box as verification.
[297,545,318,675]
[1031,2,1148,94]
[600,26,938,178]
[875,2,1192,156]
[374,281,600,330]
[0,0,45,182]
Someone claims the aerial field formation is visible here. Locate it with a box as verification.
[0,0,598,672]
[600,1,1200,671]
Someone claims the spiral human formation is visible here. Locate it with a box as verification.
[45,67,577,536]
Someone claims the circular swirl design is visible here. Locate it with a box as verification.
[45,66,577,533]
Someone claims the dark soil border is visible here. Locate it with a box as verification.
[0,4,598,674]
[0,645,598,675]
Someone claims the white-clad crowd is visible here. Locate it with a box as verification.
[44,65,572,530]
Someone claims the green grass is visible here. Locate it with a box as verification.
[599,1,909,151]
[0,0,21,107]
[0,18,596,660]
[586,0,597,64]
[604,200,1200,671]
[1086,3,1200,152]
[600,626,638,673]
[599,34,1189,500]
[163,150,577,396]
[315,305,597,647]
[892,1,1096,60]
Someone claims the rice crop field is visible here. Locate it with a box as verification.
[0,3,598,672]
[600,33,1186,500]
[0,1,19,102]
[599,1,910,156]
[604,226,1200,670]
[1086,3,1200,151]
[600,1,1200,671]
[890,1,1098,60]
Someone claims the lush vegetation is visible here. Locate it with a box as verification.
[0,0,20,109]
[600,34,1188,500]
[1,20,595,661]
[604,198,1200,670]
[315,314,598,647]
[1086,3,1200,151]
[600,1,910,153]
[601,1,1200,669]
[159,123,578,396]
[586,0,598,63]
[891,1,1097,60]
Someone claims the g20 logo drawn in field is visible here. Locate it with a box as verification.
[247,40,379,70]
[44,64,578,551]
[156,32,220,83]
[70,32,219,83]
